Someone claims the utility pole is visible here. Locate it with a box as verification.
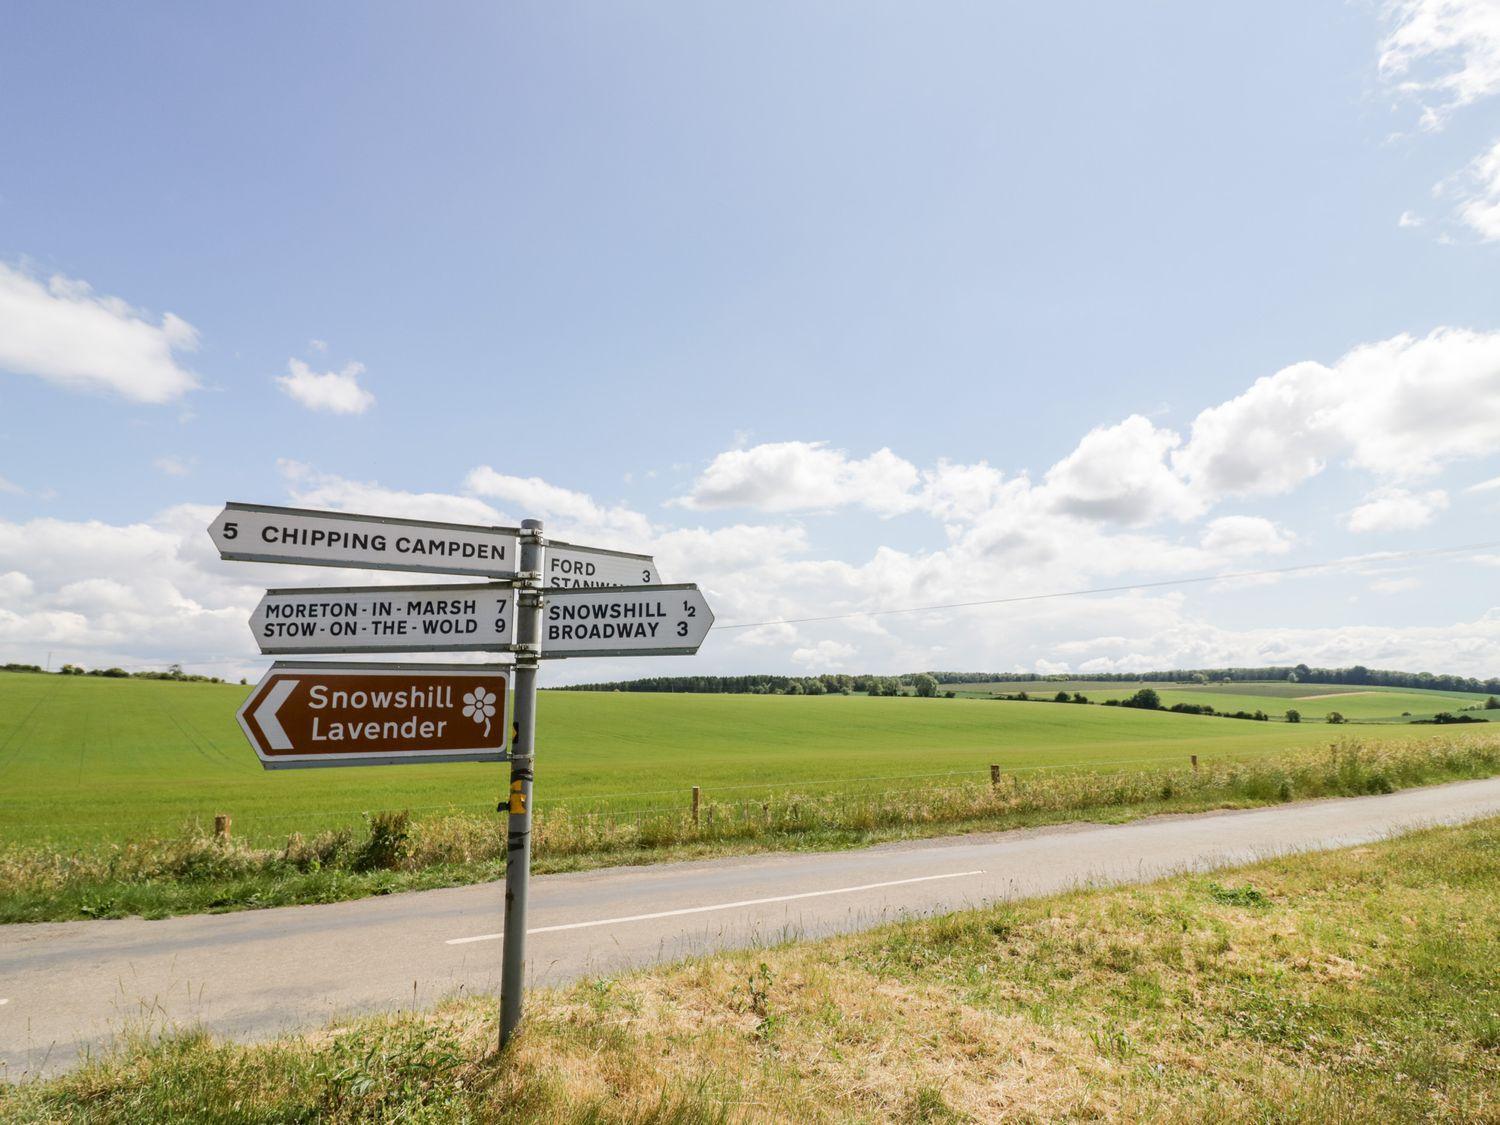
[500,518,543,1048]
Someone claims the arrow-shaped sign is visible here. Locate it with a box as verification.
[237,662,510,769]
[544,540,661,588]
[540,583,714,658]
[210,502,522,578]
[249,583,516,655]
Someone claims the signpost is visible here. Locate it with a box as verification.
[211,502,713,1051]
[249,583,516,654]
[237,662,509,769]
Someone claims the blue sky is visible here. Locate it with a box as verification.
[3,1,1500,682]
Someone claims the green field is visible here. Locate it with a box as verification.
[0,671,1491,849]
[946,679,1489,721]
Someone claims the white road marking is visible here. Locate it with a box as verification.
[446,869,984,945]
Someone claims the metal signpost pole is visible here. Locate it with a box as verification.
[500,518,543,1049]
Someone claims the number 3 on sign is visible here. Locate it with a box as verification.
[678,598,696,637]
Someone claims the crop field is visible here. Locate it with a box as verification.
[0,671,1491,850]
[945,679,1488,721]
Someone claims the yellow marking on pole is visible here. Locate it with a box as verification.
[509,779,527,815]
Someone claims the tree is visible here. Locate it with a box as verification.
[912,674,939,698]
[1054,691,1071,703]
[1487,696,1500,710]
[1285,709,1301,723]
[1123,687,1162,710]
[1326,711,1346,724]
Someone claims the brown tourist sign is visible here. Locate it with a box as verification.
[236,662,510,769]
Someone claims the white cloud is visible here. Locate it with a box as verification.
[1452,136,1500,239]
[0,571,34,599]
[1379,0,1500,130]
[1175,328,1500,491]
[1042,415,1201,523]
[1370,575,1423,593]
[275,359,375,415]
[279,460,502,526]
[674,441,919,515]
[678,328,1500,534]
[791,639,855,669]
[1199,516,1294,556]
[0,263,199,403]
[0,475,23,496]
[1398,209,1425,227]
[153,455,191,477]
[464,466,653,547]
[1378,3,1500,235]
[1346,487,1450,532]
[1467,474,1500,491]
[1374,0,1500,129]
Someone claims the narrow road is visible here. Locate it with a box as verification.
[4,778,1499,1079]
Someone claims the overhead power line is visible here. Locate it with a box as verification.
[716,538,1500,631]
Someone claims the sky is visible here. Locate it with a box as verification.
[3,0,1500,685]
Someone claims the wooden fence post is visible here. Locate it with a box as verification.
[990,764,1001,789]
[1190,755,1199,773]
[691,785,701,828]
[214,813,231,840]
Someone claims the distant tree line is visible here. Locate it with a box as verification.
[927,664,1500,695]
[997,686,1341,724]
[558,673,948,697]
[1,662,226,684]
[559,663,1500,697]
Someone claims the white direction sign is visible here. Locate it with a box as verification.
[210,503,521,578]
[541,583,713,658]
[545,540,661,589]
[250,583,516,654]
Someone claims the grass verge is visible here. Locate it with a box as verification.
[5,816,1498,1122]
[3,737,1498,923]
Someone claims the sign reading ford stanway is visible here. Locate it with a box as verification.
[249,583,516,654]
[237,662,509,769]
[545,540,660,588]
[210,503,521,578]
[542,583,713,658]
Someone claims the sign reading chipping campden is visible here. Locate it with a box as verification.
[249,583,517,654]
[545,540,661,589]
[541,583,714,658]
[210,503,521,578]
[238,662,509,769]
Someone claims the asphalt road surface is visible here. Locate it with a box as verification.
[4,777,1499,1079]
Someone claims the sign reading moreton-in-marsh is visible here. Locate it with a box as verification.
[249,582,517,654]
[238,662,509,769]
[210,496,715,1048]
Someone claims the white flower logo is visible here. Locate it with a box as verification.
[462,688,497,738]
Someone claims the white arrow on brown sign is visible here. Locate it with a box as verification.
[237,662,510,769]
